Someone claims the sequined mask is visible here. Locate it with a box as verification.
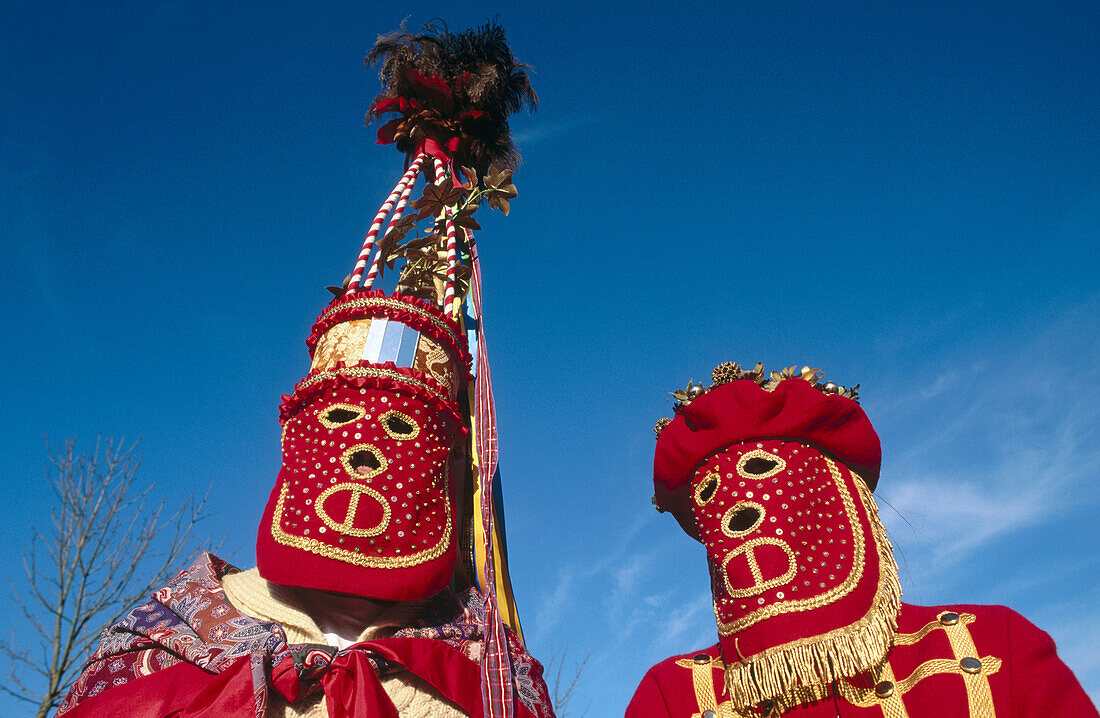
[653,377,900,708]
[258,375,462,600]
[692,439,890,664]
[255,288,471,600]
[690,437,880,637]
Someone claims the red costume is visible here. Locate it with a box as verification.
[58,22,550,718]
[629,363,1095,718]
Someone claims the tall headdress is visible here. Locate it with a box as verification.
[255,21,536,718]
[652,364,901,712]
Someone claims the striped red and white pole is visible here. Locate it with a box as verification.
[362,158,424,291]
[429,158,460,315]
[443,217,459,315]
[345,153,425,295]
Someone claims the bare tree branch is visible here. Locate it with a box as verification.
[545,648,591,718]
[4,436,214,718]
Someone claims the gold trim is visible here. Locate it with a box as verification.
[694,470,721,507]
[693,609,1002,716]
[688,656,719,714]
[270,479,453,568]
[714,458,868,634]
[340,443,388,480]
[940,610,999,718]
[296,366,450,408]
[379,409,420,440]
[735,449,787,480]
[318,403,367,429]
[718,464,902,707]
[895,611,975,646]
[873,663,910,718]
[831,655,1001,709]
[315,483,391,537]
[720,501,766,539]
[320,297,461,351]
[311,318,372,371]
[783,612,999,713]
[720,536,796,598]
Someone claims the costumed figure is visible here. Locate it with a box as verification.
[58,21,553,718]
[627,363,1096,717]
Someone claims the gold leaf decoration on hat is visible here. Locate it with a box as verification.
[655,362,861,438]
[654,417,672,439]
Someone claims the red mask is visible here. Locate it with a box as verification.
[257,292,470,601]
[655,378,900,708]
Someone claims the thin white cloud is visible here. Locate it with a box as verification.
[876,301,1100,571]
[653,592,714,657]
[1028,581,1100,704]
[512,115,603,145]
[533,568,577,639]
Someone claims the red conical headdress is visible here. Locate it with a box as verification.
[255,21,536,718]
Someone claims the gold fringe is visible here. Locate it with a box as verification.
[722,479,902,709]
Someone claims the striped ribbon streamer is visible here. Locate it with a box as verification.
[468,233,514,718]
[347,154,425,294]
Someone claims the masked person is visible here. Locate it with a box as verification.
[627,363,1095,718]
[57,22,553,718]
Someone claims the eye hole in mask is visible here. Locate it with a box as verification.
[722,501,765,538]
[695,471,720,506]
[380,410,420,440]
[320,404,367,429]
[736,449,787,479]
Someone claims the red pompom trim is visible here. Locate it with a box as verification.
[306,290,472,380]
[280,360,466,436]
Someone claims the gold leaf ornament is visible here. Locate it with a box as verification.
[484,165,518,216]
[411,181,465,220]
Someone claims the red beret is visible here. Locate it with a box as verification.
[654,378,882,502]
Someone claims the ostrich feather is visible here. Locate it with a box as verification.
[366,21,537,173]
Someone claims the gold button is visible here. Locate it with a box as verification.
[874,680,895,698]
[960,657,982,674]
[939,611,960,625]
[693,654,710,665]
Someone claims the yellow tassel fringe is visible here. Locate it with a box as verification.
[722,481,902,709]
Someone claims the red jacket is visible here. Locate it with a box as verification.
[627,603,1096,717]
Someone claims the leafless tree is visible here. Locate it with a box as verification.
[547,649,590,718]
[2,437,212,718]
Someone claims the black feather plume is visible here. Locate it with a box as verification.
[366,21,537,174]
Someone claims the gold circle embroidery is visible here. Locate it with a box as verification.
[315,483,392,537]
[721,536,798,598]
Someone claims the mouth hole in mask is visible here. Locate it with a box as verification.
[694,471,720,506]
[343,444,388,478]
[722,501,765,537]
[351,451,380,473]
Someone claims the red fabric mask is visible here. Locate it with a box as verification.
[655,378,900,708]
[257,292,471,601]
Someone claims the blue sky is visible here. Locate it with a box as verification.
[1,1,1097,715]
